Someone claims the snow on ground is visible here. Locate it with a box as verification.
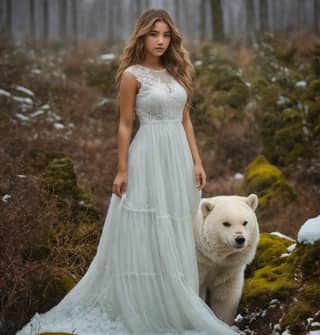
[270,231,295,241]
[297,214,320,244]
[0,88,11,97]
[15,85,34,97]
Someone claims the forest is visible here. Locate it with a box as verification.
[1,1,320,335]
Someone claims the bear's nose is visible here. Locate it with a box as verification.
[235,236,246,245]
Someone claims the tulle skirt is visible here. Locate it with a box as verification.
[16,120,236,335]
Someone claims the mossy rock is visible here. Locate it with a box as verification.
[41,157,78,200]
[85,58,119,93]
[281,281,320,334]
[241,155,296,207]
[35,153,100,223]
[292,240,320,280]
[31,265,77,307]
[302,79,320,100]
[242,262,297,306]
[242,233,297,306]
[246,233,293,276]
[261,107,309,165]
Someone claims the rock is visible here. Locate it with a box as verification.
[241,155,296,207]
[238,232,320,335]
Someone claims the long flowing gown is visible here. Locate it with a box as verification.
[16,64,237,335]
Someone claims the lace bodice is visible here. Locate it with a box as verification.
[123,64,187,124]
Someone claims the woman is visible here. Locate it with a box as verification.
[16,9,237,335]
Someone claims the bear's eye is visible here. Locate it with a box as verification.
[243,221,248,226]
[222,222,231,227]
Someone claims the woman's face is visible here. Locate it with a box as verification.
[144,20,171,58]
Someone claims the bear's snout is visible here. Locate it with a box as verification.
[234,235,246,248]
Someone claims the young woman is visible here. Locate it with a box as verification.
[16,9,236,335]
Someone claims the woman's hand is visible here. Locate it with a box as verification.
[195,163,207,190]
[112,171,128,198]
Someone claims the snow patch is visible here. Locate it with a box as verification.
[233,172,244,180]
[296,81,307,88]
[297,214,320,244]
[0,88,11,97]
[270,232,295,241]
[287,243,296,252]
[2,194,11,202]
[15,113,30,121]
[15,86,34,97]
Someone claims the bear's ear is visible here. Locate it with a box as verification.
[201,200,215,218]
[246,194,258,211]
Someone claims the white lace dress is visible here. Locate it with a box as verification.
[16,64,236,335]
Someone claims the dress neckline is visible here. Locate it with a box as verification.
[135,64,167,72]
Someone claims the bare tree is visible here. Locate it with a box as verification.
[43,0,49,40]
[245,0,255,33]
[314,0,319,32]
[30,0,35,37]
[59,0,67,39]
[5,0,12,36]
[260,0,269,32]
[200,0,207,40]
[210,0,224,42]
[71,0,78,46]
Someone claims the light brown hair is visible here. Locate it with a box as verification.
[115,9,194,108]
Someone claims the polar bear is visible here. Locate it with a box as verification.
[192,194,259,325]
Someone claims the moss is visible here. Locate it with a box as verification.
[85,58,119,93]
[302,79,320,100]
[292,240,320,279]
[281,301,314,334]
[31,265,77,307]
[241,155,295,207]
[246,233,293,276]
[41,157,78,200]
[242,263,297,306]
[281,282,320,334]
[33,152,100,223]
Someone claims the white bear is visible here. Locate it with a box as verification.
[192,194,260,325]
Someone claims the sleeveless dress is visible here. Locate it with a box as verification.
[16,64,236,335]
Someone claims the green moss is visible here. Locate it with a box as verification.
[302,80,320,100]
[246,233,293,276]
[282,301,314,334]
[85,58,119,93]
[241,155,295,207]
[41,157,78,200]
[292,240,320,279]
[242,263,297,306]
[31,265,77,307]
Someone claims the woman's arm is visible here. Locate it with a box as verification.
[182,105,207,189]
[112,72,137,197]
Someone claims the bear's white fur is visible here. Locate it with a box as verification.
[192,194,260,325]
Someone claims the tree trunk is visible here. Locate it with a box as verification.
[30,0,35,37]
[314,0,319,32]
[245,0,255,33]
[43,0,49,40]
[210,0,224,42]
[200,0,207,40]
[59,0,67,39]
[260,0,269,32]
[71,0,78,47]
[5,0,12,36]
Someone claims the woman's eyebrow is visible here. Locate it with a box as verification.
[150,29,171,33]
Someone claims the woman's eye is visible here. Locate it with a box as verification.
[222,222,231,227]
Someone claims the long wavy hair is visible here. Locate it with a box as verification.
[115,9,195,108]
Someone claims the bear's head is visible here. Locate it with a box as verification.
[198,194,260,263]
